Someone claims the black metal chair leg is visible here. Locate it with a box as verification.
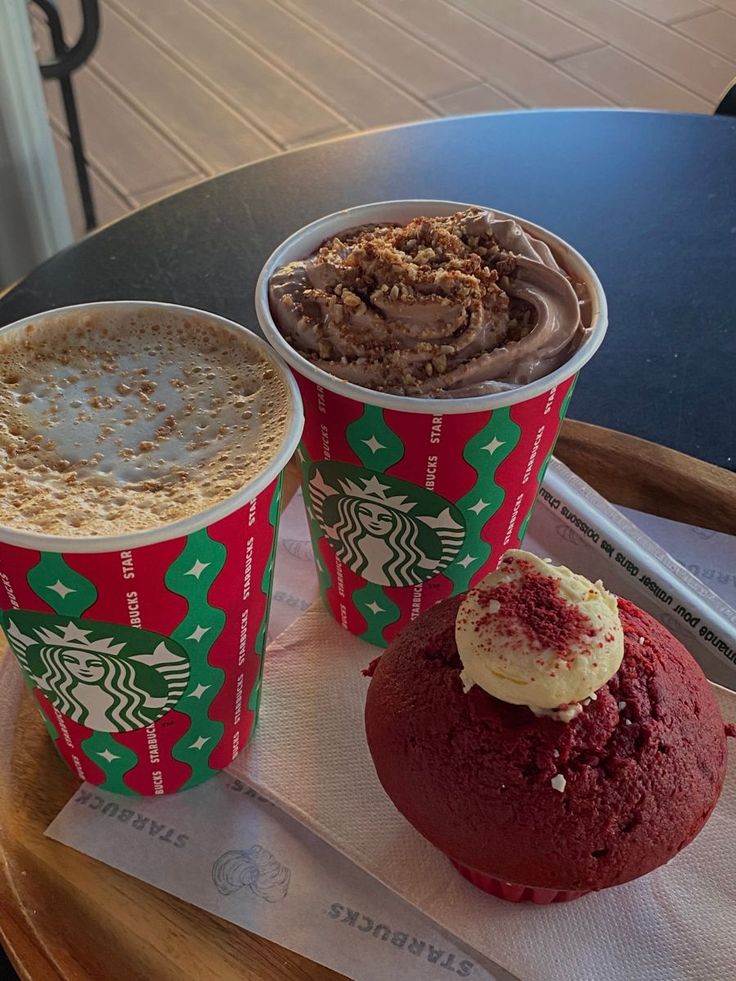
[58,73,96,231]
[32,0,100,231]
[715,79,736,117]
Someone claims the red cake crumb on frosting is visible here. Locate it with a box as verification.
[469,569,596,655]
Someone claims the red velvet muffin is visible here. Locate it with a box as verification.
[365,551,732,903]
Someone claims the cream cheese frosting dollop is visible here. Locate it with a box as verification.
[455,550,624,711]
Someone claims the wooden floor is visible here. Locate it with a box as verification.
[39,0,736,237]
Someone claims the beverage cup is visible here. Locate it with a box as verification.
[256,201,607,647]
[0,301,303,794]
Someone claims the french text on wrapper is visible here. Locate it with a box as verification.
[537,488,736,665]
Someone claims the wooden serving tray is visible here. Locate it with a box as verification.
[1,422,734,981]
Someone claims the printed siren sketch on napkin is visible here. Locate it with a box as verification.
[212,846,291,901]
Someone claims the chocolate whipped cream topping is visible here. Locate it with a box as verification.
[268,208,592,398]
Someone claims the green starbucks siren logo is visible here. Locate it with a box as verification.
[3,611,190,732]
[307,461,466,587]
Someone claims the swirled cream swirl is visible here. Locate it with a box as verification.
[268,208,591,397]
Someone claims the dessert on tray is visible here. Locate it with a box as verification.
[365,550,734,903]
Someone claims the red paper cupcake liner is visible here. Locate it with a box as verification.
[449,858,590,904]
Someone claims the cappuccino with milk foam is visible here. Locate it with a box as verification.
[0,306,291,537]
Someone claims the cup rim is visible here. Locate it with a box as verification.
[256,199,608,416]
[0,300,304,553]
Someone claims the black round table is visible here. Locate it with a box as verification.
[2,110,735,470]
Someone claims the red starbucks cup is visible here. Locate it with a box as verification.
[0,302,303,795]
[257,201,607,647]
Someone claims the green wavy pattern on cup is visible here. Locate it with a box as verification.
[346,404,404,471]
[518,379,578,542]
[35,705,61,758]
[354,582,400,647]
[25,552,98,758]
[27,553,97,616]
[248,476,283,724]
[25,555,136,791]
[346,405,407,642]
[81,730,139,793]
[443,407,521,594]
[299,444,334,596]
[39,713,58,739]
[166,529,227,789]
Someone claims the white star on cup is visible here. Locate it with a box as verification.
[186,624,210,642]
[184,560,210,580]
[46,579,76,599]
[482,437,504,455]
[362,435,385,454]
[187,684,211,700]
[189,736,211,751]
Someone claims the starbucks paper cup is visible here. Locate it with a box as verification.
[0,302,303,795]
[257,201,607,647]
